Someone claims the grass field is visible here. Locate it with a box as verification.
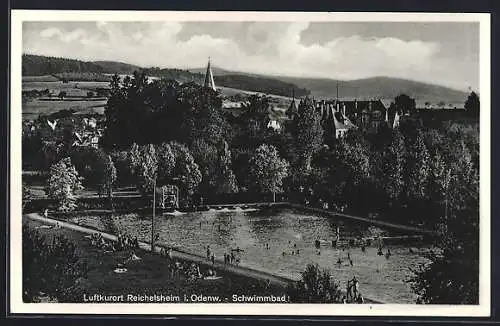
[22,75,60,82]
[23,99,106,120]
[24,217,286,303]
[23,80,110,96]
[22,78,109,120]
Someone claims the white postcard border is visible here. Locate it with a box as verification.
[9,10,491,317]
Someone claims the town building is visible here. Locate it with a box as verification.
[309,99,391,138]
[267,120,281,131]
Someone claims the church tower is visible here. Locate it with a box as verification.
[203,57,217,91]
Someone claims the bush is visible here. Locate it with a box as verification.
[288,263,342,303]
[23,225,88,302]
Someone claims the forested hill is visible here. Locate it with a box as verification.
[215,74,310,98]
[190,67,470,104]
[276,76,469,104]
[22,54,310,98]
[93,61,142,74]
[23,54,106,75]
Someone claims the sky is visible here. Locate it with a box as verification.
[22,21,479,91]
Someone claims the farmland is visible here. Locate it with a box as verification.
[21,77,293,122]
[22,80,109,94]
[22,79,110,120]
[23,99,107,120]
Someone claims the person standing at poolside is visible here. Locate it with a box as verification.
[352,276,359,300]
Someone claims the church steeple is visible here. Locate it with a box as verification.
[204,57,216,91]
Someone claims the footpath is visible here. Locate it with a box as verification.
[24,213,385,304]
[289,204,437,236]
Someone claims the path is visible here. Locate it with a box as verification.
[289,204,437,236]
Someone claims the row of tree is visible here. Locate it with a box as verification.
[34,72,479,224]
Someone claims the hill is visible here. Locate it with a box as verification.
[189,67,470,105]
[22,54,105,76]
[276,75,469,104]
[22,54,309,98]
[215,74,309,98]
[93,61,142,74]
[23,54,469,104]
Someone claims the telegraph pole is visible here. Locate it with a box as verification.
[151,178,156,252]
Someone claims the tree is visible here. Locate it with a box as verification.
[127,143,141,178]
[58,91,67,99]
[427,150,448,199]
[70,147,111,189]
[102,74,225,149]
[22,182,32,210]
[99,154,117,208]
[249,144,289,201]
[102,72,152,148]
[291,98,323,172]
[170,142,202,202]
[191,139,238,195]
[23,225,88,302]
[190,90,229,147]
[288,263,342,303]
[332,138,373,209]
[135,144,158,194]
[155,142,176,185]
[110,150,135,186]
[190,139,218,194]
[406,131,430,201]
[214,141,239,194]
[408,140,479,304]
[423,149,451,225]
[45,157,83,211]
[338,137,372,187]
[464,91,480,118]
[235,95,272,150]
[381,130,406,202]
[394,94,416,115]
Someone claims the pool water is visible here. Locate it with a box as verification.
[69,208,431,303]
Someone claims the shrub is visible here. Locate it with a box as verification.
[288,263,342,303]
[23,225,88,302]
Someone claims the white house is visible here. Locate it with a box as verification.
[267,120,281,131]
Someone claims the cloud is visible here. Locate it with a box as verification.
[40,27,89,43]
[23,21,477,90]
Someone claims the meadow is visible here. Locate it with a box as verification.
[22,75,60,82]
[22,80,109,95]
[22,78,110,120]
[23,99,107,120]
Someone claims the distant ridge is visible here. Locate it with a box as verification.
[22,54,470,104]
[93,61,142,74]
[189,67,470,104]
